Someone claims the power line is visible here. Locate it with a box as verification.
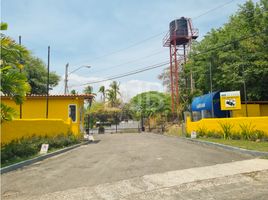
[88,49,166,75]
[69,29,266,88]
[191,29,267,57]
[69,61,170,87]
[192,0,237,19]
[72,0,238,67]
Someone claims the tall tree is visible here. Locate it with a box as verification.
[106,81,120,107]
[70,89,78,95]
[189,0,268,101]
[83,85,93,94]
[0,26,30,122]
[23,56,60,94]
[129,91,171,120]
[98,85,106,102]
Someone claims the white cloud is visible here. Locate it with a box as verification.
[120,80,164,102]
[51,74,165,102]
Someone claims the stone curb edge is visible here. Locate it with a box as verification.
[154,133,268,157]
[1,141,89,174]
[181,136,268,157]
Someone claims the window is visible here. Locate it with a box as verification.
[69,105,76,122]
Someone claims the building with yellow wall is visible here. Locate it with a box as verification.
[232,101,268,117]
[1,94,93,134]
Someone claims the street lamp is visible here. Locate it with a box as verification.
[64,63,91,94]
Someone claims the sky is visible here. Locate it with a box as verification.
[1,0,255,101]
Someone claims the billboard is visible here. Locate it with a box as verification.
[220,91,241,110]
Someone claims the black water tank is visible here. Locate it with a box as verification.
[169,17,189,45]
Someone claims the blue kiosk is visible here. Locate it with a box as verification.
[191,92,229,120]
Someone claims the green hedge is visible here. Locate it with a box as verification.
[1,133,81,166]
[187,122,268,141]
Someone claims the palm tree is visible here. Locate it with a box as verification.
[70,89,77,95]
[98,85,106,102]
[1,25,30,122]
[106,81,120,107]
[110,81,120,100]
[83,85,93,95]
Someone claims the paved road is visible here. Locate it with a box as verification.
[2,133,267,199]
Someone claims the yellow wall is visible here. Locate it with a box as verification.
[260,105,268,116]
[232,104,261,117]
[1,97,85,134]
[186,117,268,137]
[0,119,74,144]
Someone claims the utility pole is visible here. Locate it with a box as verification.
[64,63,69,94]
[46,46,50,119]
[209,62,214,118]
[242,64,248,117]
[19,35,22,119]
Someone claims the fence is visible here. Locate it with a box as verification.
[88,120,141,134]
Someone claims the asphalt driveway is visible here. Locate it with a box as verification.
[1,133,254,199]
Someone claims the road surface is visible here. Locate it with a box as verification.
[2,133,268,199]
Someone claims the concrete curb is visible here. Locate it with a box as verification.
[154,133,268,157]
[180,137,268,157]
[1,141,88,174]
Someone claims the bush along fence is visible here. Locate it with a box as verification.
[1,133,81,167]
[186,117,268,141]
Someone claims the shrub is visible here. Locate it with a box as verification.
[230,131,242,140]
[239,122,256,140]
[196,126,207,137]
[1,133,80,166]
[219,122,234,140]
[249,129,265,141]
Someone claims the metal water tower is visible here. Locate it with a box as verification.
[163,17,198,114]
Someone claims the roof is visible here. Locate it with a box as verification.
[1,94,94,100]
[191,92,217,111]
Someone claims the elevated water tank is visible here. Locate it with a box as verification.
[169,17,189,45]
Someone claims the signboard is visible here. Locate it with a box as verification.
[40,144,49,154]
[191,131,197,139]
[220,91,241,110]
[88,135,95,142]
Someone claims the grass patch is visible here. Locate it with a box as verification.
[165,125,183,137]
[198,138,268,152]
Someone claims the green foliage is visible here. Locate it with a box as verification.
[219,122,234,140]
[0,32,31,122]
[230,131,242,140]
[70,89,78,94]
[239,122,256,140]
[0,66,30,104]
[83,85,93,94]
[188,0,268,101]
[0,22,8,30]
[88,102,121,126]
[159,0,268,102]
[0,24,60,122]
[106,81,121,107]
[196,126,207,137]
[1,133,80,166]
[129,91,171,120]
[0,103,17,122]
[23,57,60,94]
[195,122,267,141]
[98,85,106,102]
